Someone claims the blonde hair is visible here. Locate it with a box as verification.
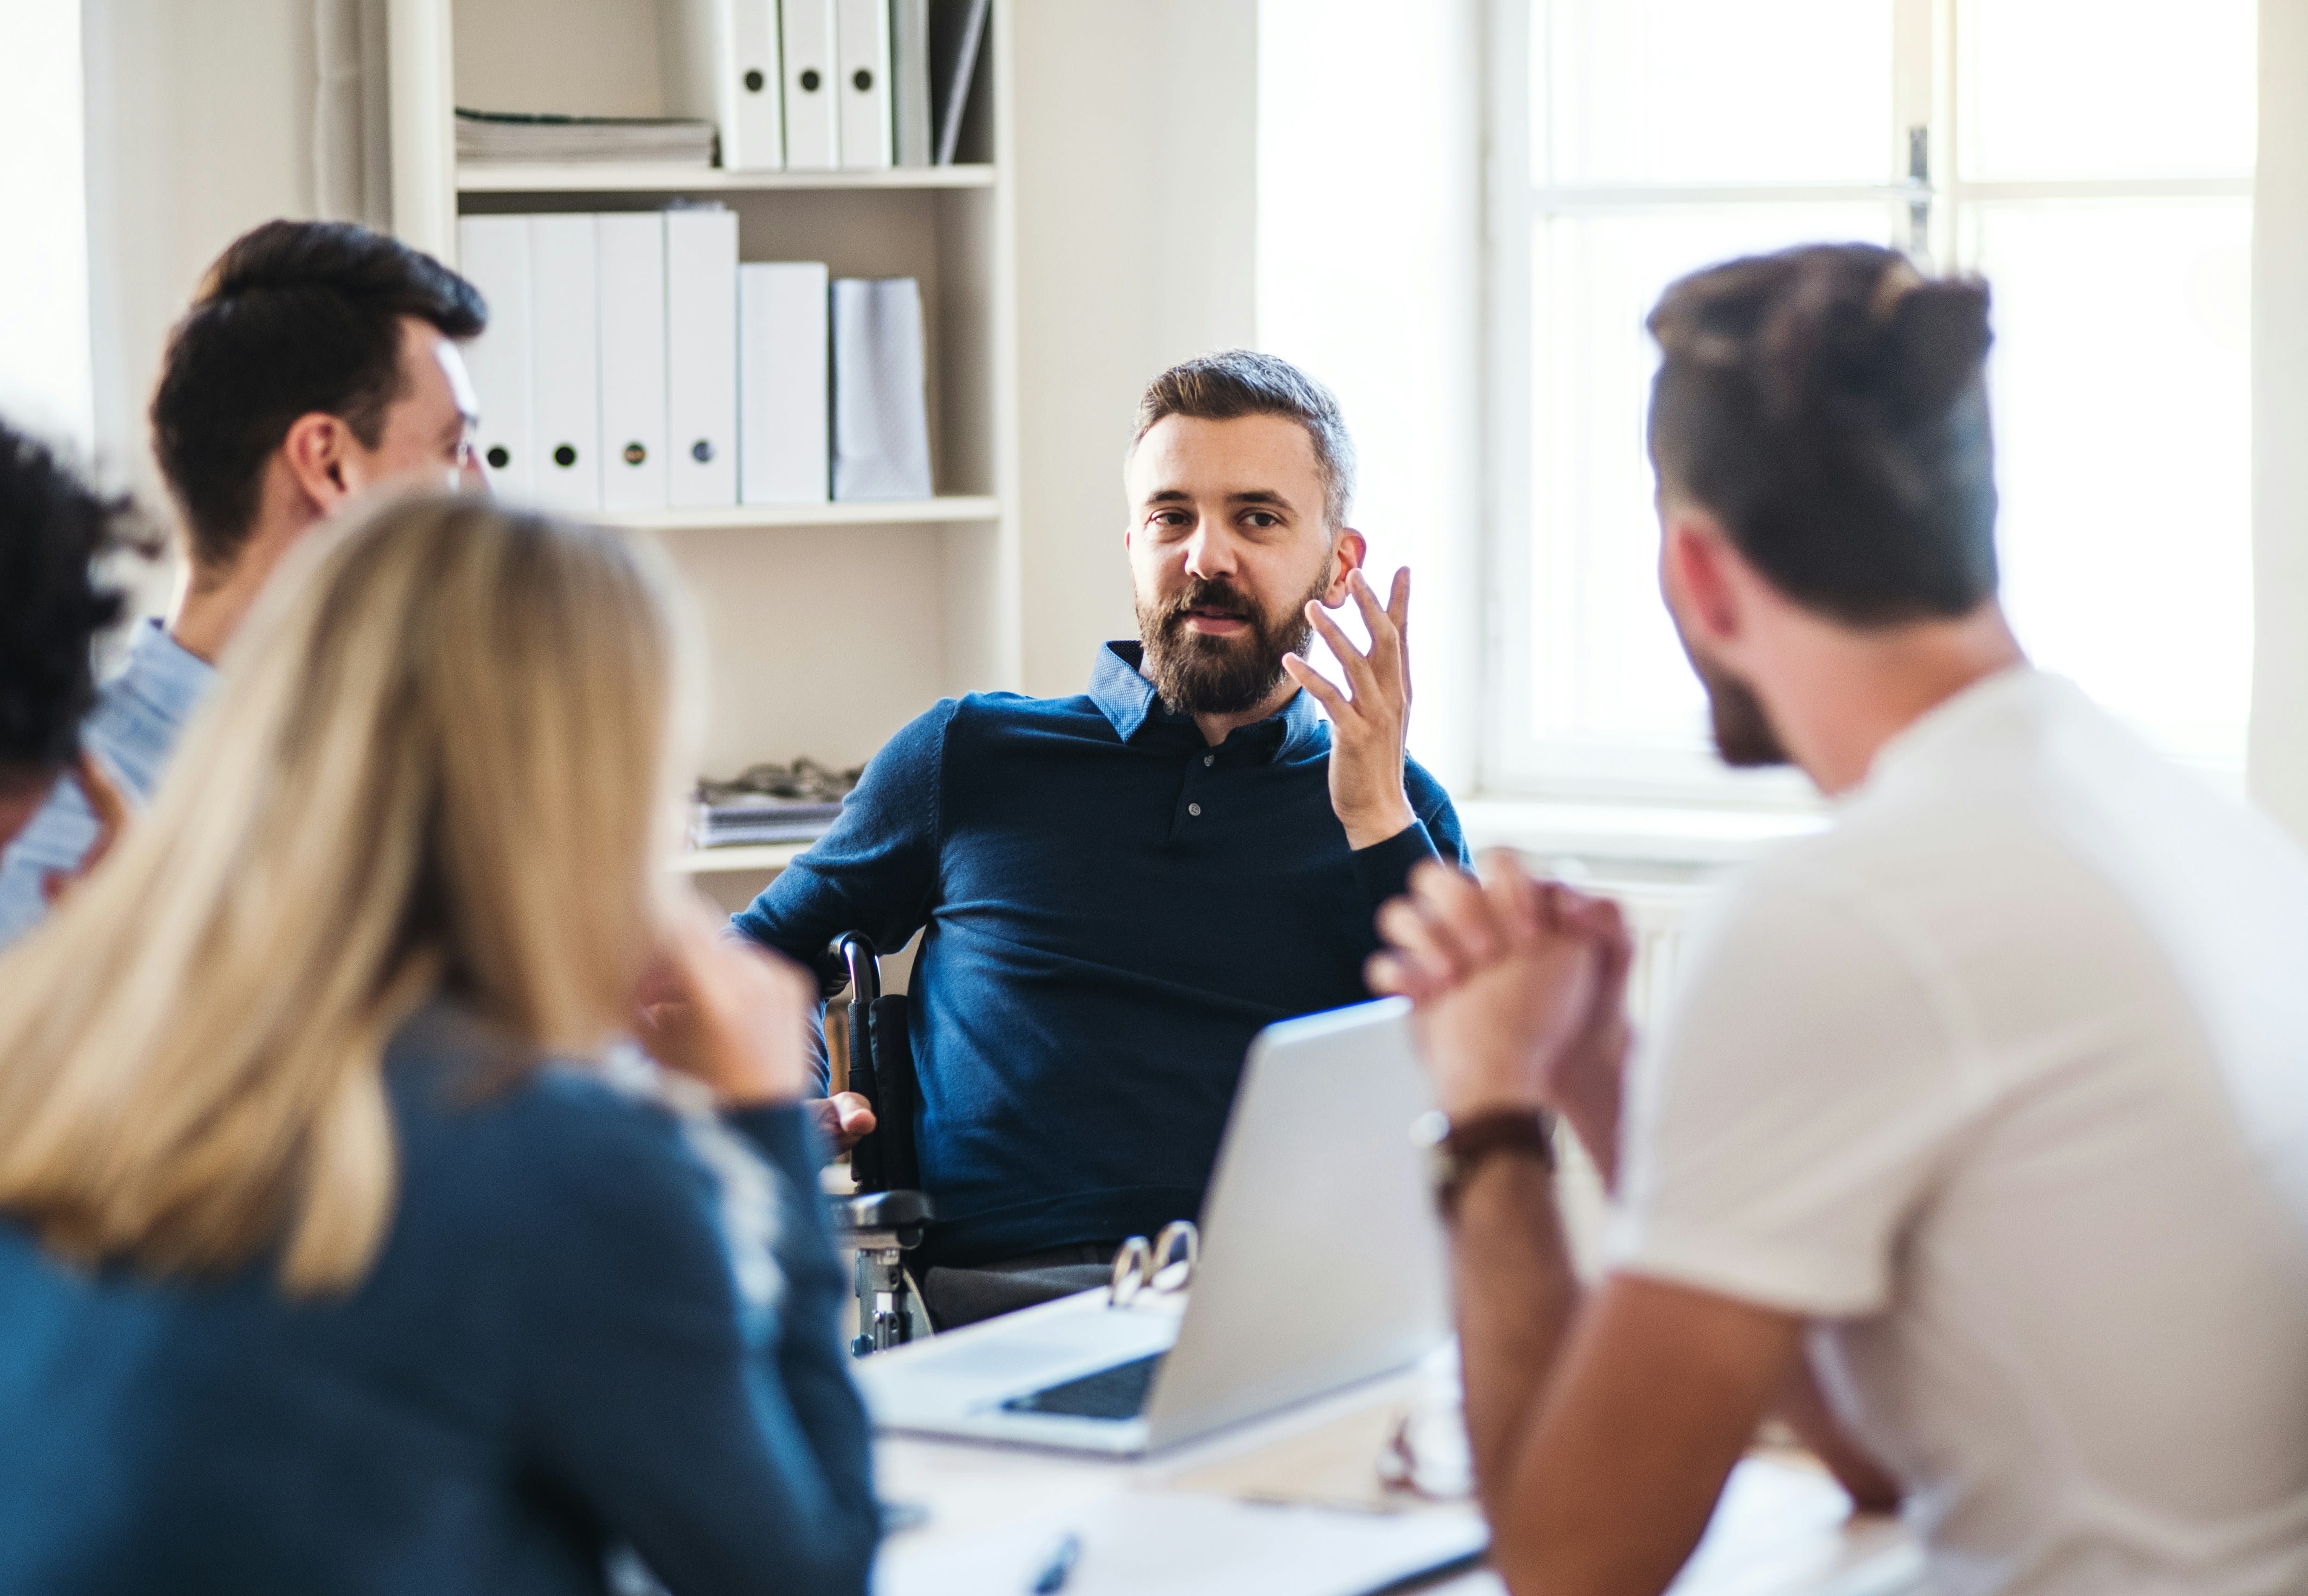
[0,494,690,1294]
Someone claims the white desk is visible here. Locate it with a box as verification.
[869,1358,1921,1596]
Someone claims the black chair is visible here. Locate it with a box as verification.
[824,933,932,1356]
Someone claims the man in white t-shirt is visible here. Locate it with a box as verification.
[1372,242,2308,1596]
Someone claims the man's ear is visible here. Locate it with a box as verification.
[1322,527,1368,606]
[276,412,356,513]
[1660,513,1743,648]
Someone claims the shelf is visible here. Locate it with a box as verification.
[670,842,810,875]
[603,495,999,532]
[458,162,996,194]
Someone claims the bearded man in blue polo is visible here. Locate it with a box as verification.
[733,351,1467,1327]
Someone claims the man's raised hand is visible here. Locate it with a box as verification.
[1283,566,1417,850]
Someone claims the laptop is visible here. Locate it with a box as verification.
[853,998,1451,1456]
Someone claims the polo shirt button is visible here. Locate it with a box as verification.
[1187,802,1202,816]
[1203,754,1214,767]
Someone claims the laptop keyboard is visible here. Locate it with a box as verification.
[999,1352,1167,1420]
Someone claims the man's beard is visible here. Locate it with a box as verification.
[1678,626,1790,768]
[1136,570,1327,717]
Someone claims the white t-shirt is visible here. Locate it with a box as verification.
[1609,668,2308,1596]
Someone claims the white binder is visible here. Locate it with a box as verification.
[781,0,840,169]
[739,262,830,504]
[596,213,668,512]
[528,213,602,513]
[664,0,783,170]
[455,215,533,503]
[831,276,933,501]
[835,0,892,169]
[665,207,740,509]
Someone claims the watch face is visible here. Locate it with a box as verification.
[1412,1110,1456,1193]
[1423,1143,1458,1192]
[1410,1109,1455,1192]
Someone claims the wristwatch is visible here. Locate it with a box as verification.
[1411,1107,1557,1219]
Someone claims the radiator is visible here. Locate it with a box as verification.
[1553,878,1711,1269]
[1613,881,1709,1032]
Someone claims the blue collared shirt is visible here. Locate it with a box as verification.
[0,618,214,948]
[732,641,1468,1266]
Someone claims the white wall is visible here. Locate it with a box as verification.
[83,0,317,515]
[1256,0,1484,793]
[0,0,96,453]
[2252,0,2308,845]
[1009,0,1261,699]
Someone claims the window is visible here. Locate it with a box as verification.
[1487,0,2256,804]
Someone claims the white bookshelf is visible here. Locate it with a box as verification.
[670,842,810,875]
[386,0,1021,785]
[457,161,997,193]
[607,494,998,532]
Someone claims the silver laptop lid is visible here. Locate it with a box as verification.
[1143,997,1450,1448]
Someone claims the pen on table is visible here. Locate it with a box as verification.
[1028,1530,1081,1593]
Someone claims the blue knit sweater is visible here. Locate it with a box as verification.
[0,1000,877,1596]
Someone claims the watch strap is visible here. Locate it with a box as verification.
[1425,1108,1556,1218]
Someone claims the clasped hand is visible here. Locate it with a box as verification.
[1368,853,1634,1180]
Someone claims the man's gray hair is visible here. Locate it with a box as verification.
[1130,349,1357,531]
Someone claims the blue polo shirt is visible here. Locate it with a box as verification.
[731,641,1467,1266]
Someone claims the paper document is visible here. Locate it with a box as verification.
[873,1491,1484,1596]
[1666,1456,1920,1596]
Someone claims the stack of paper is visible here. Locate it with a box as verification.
[689,758,859,850]
[455,109,716,166]
[689,797,845,849]
[872,1493,1485,1596]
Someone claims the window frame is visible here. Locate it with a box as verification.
[1479,0,2255,808]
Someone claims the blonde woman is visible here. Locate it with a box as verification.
[0,496,876,1595]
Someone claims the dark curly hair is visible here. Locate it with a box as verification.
[0,421,150,791]
[150,220,485,571]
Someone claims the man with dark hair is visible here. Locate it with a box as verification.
[0,220,487,946]
[0,422,145,862]
[735,348,1467,1326]
[1373,243,2308,1594]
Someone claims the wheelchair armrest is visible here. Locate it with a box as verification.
[833,1189,934,1250]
